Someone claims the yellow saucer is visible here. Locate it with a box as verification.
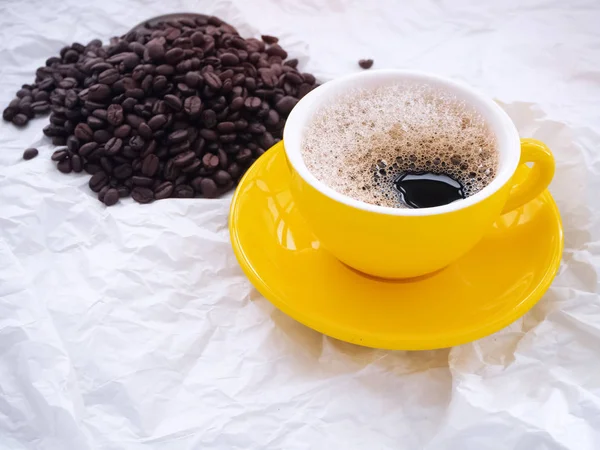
[230,143,563,350]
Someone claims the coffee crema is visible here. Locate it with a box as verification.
[301,82,499,208]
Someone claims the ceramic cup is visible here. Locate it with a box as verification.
[283,70,555,278]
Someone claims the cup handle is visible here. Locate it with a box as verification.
[502,138,555,214]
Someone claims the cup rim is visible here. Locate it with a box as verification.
[283,69,521,216]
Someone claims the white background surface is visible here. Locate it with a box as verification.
[1,0,599,449]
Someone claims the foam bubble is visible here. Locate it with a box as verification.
[301,82,498,208]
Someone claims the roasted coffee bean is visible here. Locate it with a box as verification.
[87,116,105,129]
[203,71,222,90]
[71,154,83,172]
[185,71,203,88]
[275,95,298,114]
[51,149,69,162]
[114,163,133,179]
[164,94,183,111]
[183,96,202,115]
[3,107,16,121]
[138,122,153,140]
[172,184,193,198]
[213,170,232,185]
[79,141,99,157]
[74,123,94,141]
[12,114,28,126]
[103,188,119,206]
[202,153,220,170]
[358,59,374,69]
[98,68,120,84]
[173,151,196,167]
[146,39,166,61]
[105,137,123,155]
[201,109,217,128]
[132,175,154,187]
[244,96,261,110]
[66,135,80,152]
[57,159,72,173]
[97,185,110,202]
[154,181,174,199]
[167,129,188,144]
[182,158,201,173]
[117,186,131,198]
[31,101,51,114]
[131,187,154,204]
[200,178,218,198]
[141,154,159,176]
[23,148,39,160]
[126,114,144,129]
[94,129,111,143]
[99,157,113,175]
[88,84,112,102]
[200,129,218,141]
[217,121,235,133]
[89,171,108,192]
[129,136,145,151]
[165,47,185,64]
[261,34,279,45]
[114,124,131,138]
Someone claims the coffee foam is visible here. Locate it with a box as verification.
[301,82,498,208]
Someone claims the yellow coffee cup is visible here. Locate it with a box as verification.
[283,70,555,278]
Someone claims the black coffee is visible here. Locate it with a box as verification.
[394,171,465,208]
[302,83,499,209]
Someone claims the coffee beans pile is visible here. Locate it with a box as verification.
[2,15,318,205]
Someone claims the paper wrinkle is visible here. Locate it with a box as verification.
[1,0,600,448]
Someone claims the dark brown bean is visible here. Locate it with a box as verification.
[88,84,112,102]
[358,59,374,69]
[164,94,183,111]
[103,188,119,206]
[261,35,279,44]
[174,184,194,198]
[202,153,220,170]
[213,170,232,185]
[200,178,218,198]
[244,97,261,110]
[173,151,196,167]
[275,95,299,114]
[51,149,69,161]
[94,129,111,144]
[71,154,83,172]
[114,124,131,138]
[131,187,154,204]
[98,69,120,84]
[147,114,167,130]
[142,154,159,177]
[104,137,123,155]
[185,71,203,88]
[220,52,239,66]
[154,181,174,199]
[183,96,202,115]
[146,40,166,61]
[23,148,39,160]
[165,47,185,64]
[203,71,222,90]
[89,171,108,192]
[113,163,133,180]
[12,114,28,126]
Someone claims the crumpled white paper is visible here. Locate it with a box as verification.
[1,0,599,449]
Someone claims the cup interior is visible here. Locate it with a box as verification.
[283,70,521,216]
